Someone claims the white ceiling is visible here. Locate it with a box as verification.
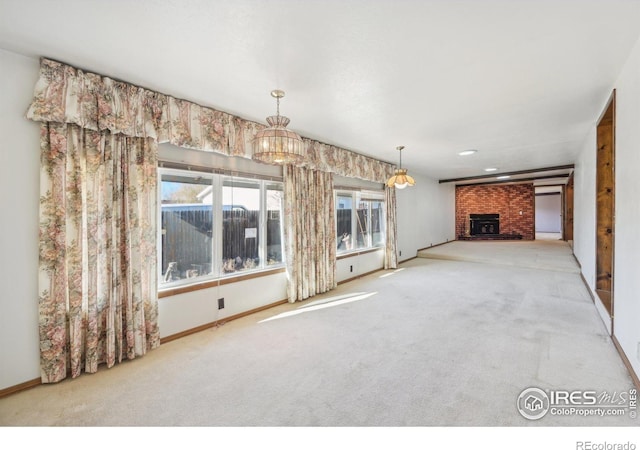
[1,0,639,182]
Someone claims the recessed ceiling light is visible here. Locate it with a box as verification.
[484,167,498,172]
[497,175,511,180]
[458,149,477,156]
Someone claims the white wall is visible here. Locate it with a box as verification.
[535,194,562,232]
[396,173,456,262]
[336,249,385,283]
[573,128,611,330]
[574,34,640,382]
[611,34,640,379]
[573,128,597,290]
[159,272,288,338]
[0,49,42,389]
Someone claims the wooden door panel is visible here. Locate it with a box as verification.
[595,96,615,316]
[564,173,574,241]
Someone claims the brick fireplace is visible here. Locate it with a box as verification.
[455,184,535,240]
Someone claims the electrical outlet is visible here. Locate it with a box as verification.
[218,298,224,310]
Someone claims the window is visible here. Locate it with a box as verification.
[357,197,385,249]
[159,168,284,287]
[266,183,284,265]
[336,194,354,251]
[222,177,261,274]
[336,190,385,254]
[160,172,214,284]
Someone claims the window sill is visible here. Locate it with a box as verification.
[158,266,286,298]
[336,247,385,260]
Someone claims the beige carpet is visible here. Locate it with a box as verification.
[418,239,580,273]
[0,240,637,427]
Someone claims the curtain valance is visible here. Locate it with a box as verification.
[26,58,394,183]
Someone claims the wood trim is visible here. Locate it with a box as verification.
[596,289,612,315]
[0,377,42,399]
[578,268,614,333]
[399,256,418,264]
[159,267,286,298]
[572,252,582,269]
[417,240,452,252]
[218,267,286,286]
[612,335,640,391]
[4,295,288,396]
[595,89,616,317]
[439,164,574,184]
[563,173,574,241]
[597,90,617,125]
[579,271,596,304]
[452,174,566,187]
[338,268,384,285]
[159,279,219,298]
[160,298,288,344]
[336,247,384,260]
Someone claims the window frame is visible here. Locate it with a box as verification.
[158,167,285,291]
[334,189,386,256]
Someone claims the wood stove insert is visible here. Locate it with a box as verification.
[470,214,499,236]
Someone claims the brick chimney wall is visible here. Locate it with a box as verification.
[455,184,535,240]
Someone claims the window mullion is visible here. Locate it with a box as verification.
[367,200,373,247]
[259,180,266,269]
[213,175,223,278]
[352,192,357,249]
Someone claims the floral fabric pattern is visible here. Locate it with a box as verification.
[284,166,337,302]
[384,188,398,269]
[26,58,396,182]
[38,123,159,383]
[27,58,399,377]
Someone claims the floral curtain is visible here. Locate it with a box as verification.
[26,58,396,182]
[27,58,399,379]
[284,166,337,302]
[384,187,398,269]
[38,123,159,383]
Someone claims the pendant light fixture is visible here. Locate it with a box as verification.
[386,146,415,189]
[252,89,305,165]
